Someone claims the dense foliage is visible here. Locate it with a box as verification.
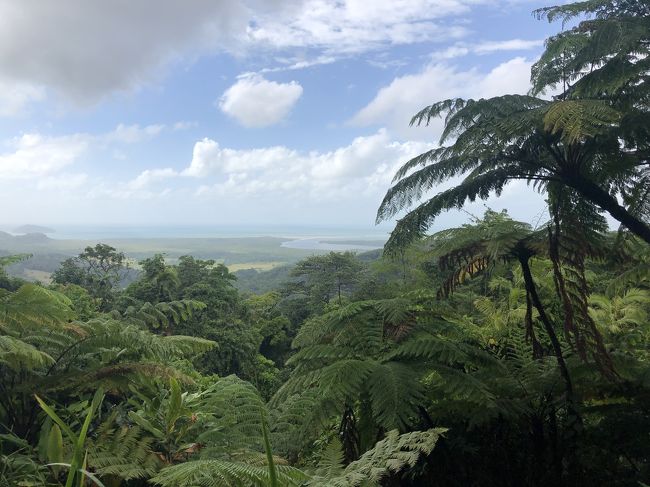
[1,1,649,485]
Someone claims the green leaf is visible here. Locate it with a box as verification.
[77,389,104,453]
[47,424,64,465]
[166,377,183,429]
[35,395,76,444]
[128,411,165,439]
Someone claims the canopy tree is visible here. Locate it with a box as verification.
[52,244,130,310]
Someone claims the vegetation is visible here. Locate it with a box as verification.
[1,1,649,485]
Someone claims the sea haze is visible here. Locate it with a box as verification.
[0,224,389,251]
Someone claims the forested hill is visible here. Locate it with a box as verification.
[1,1,650,486]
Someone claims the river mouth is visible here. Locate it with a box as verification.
[281,237,385,251]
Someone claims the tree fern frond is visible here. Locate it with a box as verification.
[367,362,424,430]
[0,335,54,371]
[543,100,621,144]
[307,428,446,487]
[151,459,306,487]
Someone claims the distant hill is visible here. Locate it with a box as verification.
[13,225,55,234]
[13,233,52,244]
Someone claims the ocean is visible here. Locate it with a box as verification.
[1,224,389,251]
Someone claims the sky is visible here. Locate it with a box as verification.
[0,0,563,231]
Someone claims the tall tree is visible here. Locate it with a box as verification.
[288,252,364,308]
[52,244,129,310]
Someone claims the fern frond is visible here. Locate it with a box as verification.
[307,428,446,487]
[151,459,306,487]
[0,335,54,371]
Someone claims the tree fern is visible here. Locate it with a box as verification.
[306,428,446,487]
[144,375,307,487]
[378,47,650,245]
[0,335,54,371]
[150,459,306,487]
[87,415,160,482]
[120,299,206,333]
[274,297,430,437]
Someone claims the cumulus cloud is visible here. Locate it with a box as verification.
[0,122,169,183]
[0,134,89,179]
[219,75,303,127]
[179,129,429,201]
[477,57,533,97]
[118,127,546,226]
[128,168,178,190]
[351,57,533,139]
[101,129,430,224]
[0,125,547,226]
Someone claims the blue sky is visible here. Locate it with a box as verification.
[0,0,563,230]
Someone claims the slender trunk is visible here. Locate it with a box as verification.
[339,405,360,463]
[567,176,650,244]
[518,252,574,401]
[518,252,582,484]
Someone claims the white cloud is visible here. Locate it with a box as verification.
[0,126,548,227]
[0,122,169,184]
[474,38,543,54]
[180,129,430,202]
[429,46,471,61]
[0,134,89,179]
[245,55,337,76]
[112,127,546,227]
[0,78,45,116]
[247,0,473,53]
[477,57,533,98]
[172,121,198,131]
[430,38,543,60]
[351,57,533,139]
[128,168,178,190]
[219,75,303,127]
[105,123,166,144]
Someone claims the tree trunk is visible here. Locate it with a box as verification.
[517,252,574,402]
[568,176,650,244]
[339,405,360,463]
[518,251,582,484]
